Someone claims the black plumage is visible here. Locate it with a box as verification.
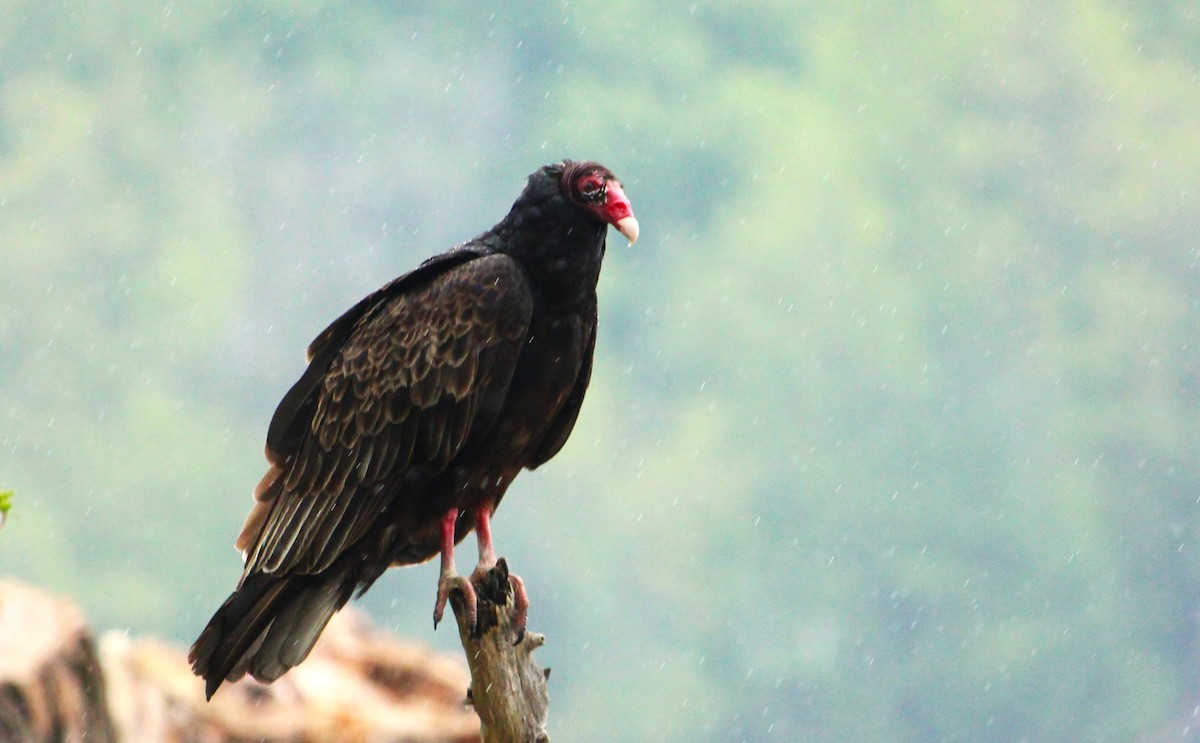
[190,161,638,699]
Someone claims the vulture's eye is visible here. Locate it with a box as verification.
[578,175,605,199]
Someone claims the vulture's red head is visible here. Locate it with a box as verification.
[498,160,639,282]
[561,161,639,246]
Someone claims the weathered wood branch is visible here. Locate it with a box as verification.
[450,560,551,743]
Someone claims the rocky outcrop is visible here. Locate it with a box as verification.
[0,579,479,743]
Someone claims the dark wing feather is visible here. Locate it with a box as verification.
[241,252,532,577]
[265,250,480,463]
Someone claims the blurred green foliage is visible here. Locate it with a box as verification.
[2,2,1199,741]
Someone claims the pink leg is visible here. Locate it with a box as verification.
[474,502,498,567]
[433,508,478,631]
[471,504,530,636]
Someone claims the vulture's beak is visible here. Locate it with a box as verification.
[615,216,640,246]
[604,181,639,246]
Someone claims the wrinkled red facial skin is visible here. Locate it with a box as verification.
[564,161,635,231]
[602,181,634,226]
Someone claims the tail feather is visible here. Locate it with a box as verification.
[252,577,346,680]
[189,567,356,699]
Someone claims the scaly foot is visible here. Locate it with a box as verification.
[433,572,478,632]
[503,568,529,643]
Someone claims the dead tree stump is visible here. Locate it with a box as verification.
[450,560,551,743]
[0,580,117,743]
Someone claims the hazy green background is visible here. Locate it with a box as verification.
[3,2,1200,741]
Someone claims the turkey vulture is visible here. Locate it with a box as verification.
[190,161,638,699]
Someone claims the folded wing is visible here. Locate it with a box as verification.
[237,252,533,580]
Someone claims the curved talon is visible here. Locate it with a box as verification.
[434,574,478,633]
[508,573,529,644]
